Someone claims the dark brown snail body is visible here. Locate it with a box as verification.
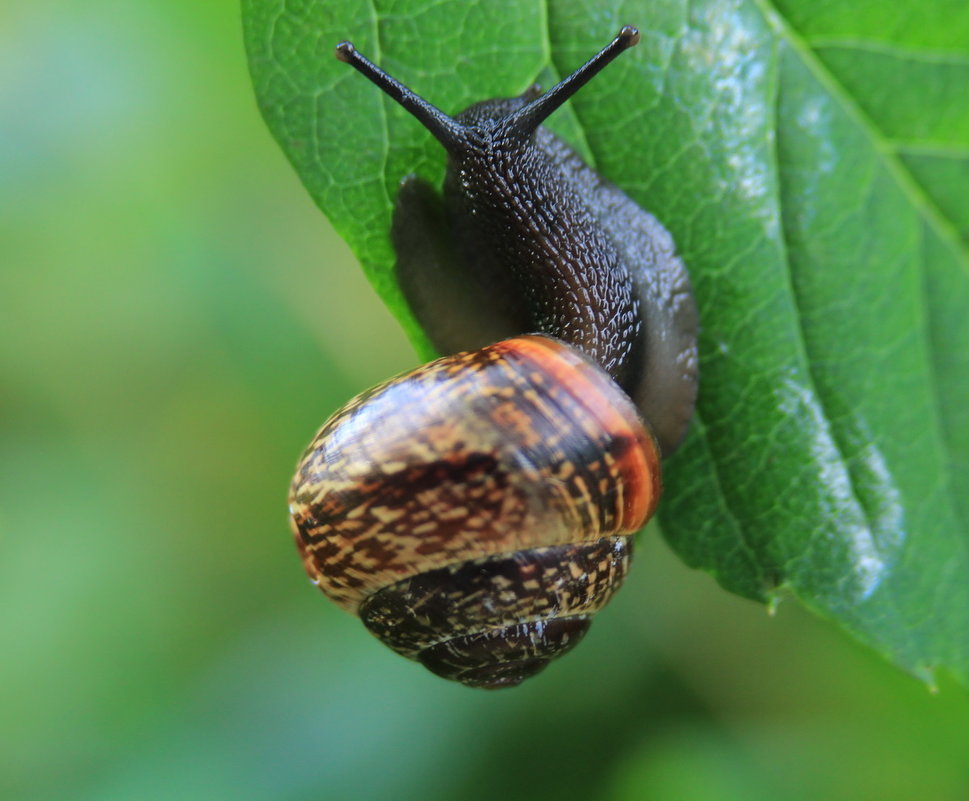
[289,27,698,688]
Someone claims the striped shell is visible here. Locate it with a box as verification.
[289,336,661,688]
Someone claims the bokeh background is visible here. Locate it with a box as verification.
[3,2,969,800]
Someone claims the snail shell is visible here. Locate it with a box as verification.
[290,336,660,688]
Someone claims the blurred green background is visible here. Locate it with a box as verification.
[2,2,969,800]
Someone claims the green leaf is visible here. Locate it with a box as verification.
[242,0,969,686]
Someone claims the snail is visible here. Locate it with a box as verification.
[289,26,698,688]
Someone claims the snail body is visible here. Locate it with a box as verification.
[290,27,698,688]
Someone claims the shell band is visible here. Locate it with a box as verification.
[289,336,660,612]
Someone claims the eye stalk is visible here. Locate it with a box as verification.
[335,26,640,151]
[335,40,465,151]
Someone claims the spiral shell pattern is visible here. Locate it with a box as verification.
[289,336,661,687]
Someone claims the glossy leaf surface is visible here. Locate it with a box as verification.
[243,0,969,686]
